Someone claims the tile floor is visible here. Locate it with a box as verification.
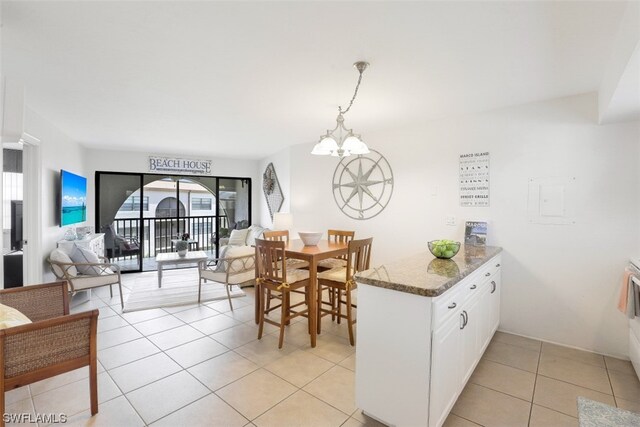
[447,331,640,427]
[6,268,640,427]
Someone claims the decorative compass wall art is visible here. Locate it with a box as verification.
[263,163,284,220]
[332,149,394,220]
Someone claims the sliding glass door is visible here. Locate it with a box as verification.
[97,173,144,272]
[96,172,251,273]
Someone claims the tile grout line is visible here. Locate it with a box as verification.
[527,342,542,427]
[100,369,148,427]
[604,359,619,408]
[534,373,615,396]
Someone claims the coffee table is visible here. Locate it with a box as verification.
[155,251,208,288]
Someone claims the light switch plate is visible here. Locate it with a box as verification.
[445,216,456,226]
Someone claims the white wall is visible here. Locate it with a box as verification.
[282,93,640,357]
[83,148,260,228]
[23,107,86,282]
[258,147,290,228]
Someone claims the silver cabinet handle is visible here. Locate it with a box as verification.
[448,302,457,309]
[491,281,497,294]
[470,284,477,290]
[463,310,468,328]
[460,312,466,329]
[485,272,491,277]
[496,263,501,267]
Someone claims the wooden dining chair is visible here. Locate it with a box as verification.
[262,230,308,314]
[255,238,311,348]
[317,230,355,320]
[317,230,355,270]
[317,237,373,345]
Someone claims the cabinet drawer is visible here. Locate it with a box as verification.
[433,285,465,327]
[478,255,501,283]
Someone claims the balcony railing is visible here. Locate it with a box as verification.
[112,215,228,259]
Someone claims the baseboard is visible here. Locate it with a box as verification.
[496,328,629,361]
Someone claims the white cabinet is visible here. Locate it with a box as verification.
[57,233,105,257]
[356,253,502,427]
[430,313,463,427]
[460,285,486,383]
[429,258,501,427]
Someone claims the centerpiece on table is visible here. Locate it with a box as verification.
[176,233,190,257]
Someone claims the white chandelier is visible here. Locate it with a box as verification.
[311,61,370,158]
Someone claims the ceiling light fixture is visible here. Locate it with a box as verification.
[312,61,370,158]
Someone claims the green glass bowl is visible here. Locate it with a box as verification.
[428,241,461,259]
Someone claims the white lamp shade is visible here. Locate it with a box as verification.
[319,136,338,151]
[342,136,370,155]
[273,213,293,231]
[311,142,331,155]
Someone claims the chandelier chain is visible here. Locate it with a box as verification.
[339,68,365,116]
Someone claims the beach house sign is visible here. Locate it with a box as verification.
[148,156,212,175]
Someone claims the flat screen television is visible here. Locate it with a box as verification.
[60,169,87,227]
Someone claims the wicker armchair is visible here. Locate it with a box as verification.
[0,282,98,425]
[198,252,256,310]
[48,251,125,309]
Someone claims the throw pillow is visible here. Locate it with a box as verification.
[69,246,103,276]
[245,225,266,247]
[50,249,78,278]
[228,228,249,246]
[214,245,231,272]
[0,303,32,329]
[225,246,256,273]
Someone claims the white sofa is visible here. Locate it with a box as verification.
[219,224,267,249]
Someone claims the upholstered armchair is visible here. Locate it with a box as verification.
[48,249,125,309]
[0,282,99,425]
[198,247,256,310]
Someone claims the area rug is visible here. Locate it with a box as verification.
[123,284,245,312]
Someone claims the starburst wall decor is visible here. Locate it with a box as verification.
[332,149,394,220]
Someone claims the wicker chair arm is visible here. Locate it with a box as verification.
[0,282,69,321]
[48,258,121,277]
[201,254,255,274]
[0,310,98,379]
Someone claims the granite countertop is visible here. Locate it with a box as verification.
[354,245,502,297]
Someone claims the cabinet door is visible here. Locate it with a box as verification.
[429,313,464,427]
[476,281,494,353]
[461,292,484,383]
[489,274,501,334]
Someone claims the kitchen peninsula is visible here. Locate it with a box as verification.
[354,246,502,427]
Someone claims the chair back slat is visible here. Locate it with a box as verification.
[328,230,355,261]
[263,230,290,244]
[346,238,373,281]
[255,238,288,283]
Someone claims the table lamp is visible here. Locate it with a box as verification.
[273,213,293,231]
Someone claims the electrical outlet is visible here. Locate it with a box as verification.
[445,216,456,226]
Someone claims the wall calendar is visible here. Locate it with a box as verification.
[459,152,490,207]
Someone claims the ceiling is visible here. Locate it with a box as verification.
[1,1,629,159]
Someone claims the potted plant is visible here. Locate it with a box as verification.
[175,240,189,257]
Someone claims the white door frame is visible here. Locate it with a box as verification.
[20,132,42,284]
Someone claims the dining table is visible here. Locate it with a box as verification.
[254,239,349,348]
